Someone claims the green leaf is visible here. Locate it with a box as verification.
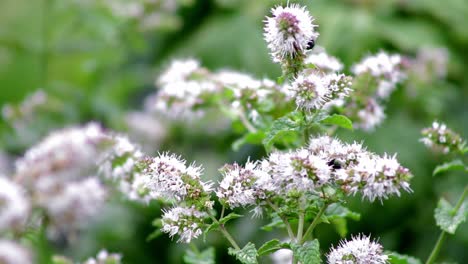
[260,215,284,231]
[219,213,243,225]
[228,242,258,264]
[433,160,466,176]
[325,204,361,237]
[146,229,162,242]
[387,252,422,264]
[434,198,467,234]
[290,240,321,264]
[232,131,265,151]
[320,114,353,130]
[257,239,282,256]
[263,111,302,151]
[51,256,73,264]
[184,247,216,264]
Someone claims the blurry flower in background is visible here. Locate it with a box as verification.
[270,248,293,264]
[327,234,388,264]
[83,249,122,264]
[0,177,30,232]
[124,112,167,153]
[305,50,344,73]
[0,239,33,264]
[420,121,466,154]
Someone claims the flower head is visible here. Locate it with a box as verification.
[327,235,388,264]
[264,4,318,63]
[216,161,272,208]
[420,121,465,154]
[161,206,208,243]
[0,177,30,232]
[305,51,344,72]
[139,153,212,203]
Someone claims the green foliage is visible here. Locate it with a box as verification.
[228,243,258,264]
[290,240,321,264]
[433,160,467,176]
[434,198,467,234]
[325,203,361,237]
[219,213,243,225]
[388,252,422,264]
[263,111,303,151]
[183,247,216,264]
[320,114,353,130]
[257,239,285,256]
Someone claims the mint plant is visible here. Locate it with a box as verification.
[0,2,465,264]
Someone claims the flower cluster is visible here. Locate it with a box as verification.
[216,161,272,208]
[161,206,208,243]
[264,4,318,68]
[290,71,352,111]
[327,235,388,264]
[83,249,122,264]
[0,240,33,264]
[420,121,465,154]
[218,136,412,208]
[0,177,30,232]
[138,153,212,203]
[14,123,110,236]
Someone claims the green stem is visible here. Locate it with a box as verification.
[300,203,329,244]
[425,185,467,264]
[238,107,257,133]
[267,201,296,242]
[208,214,241,251]
[296,212,305,243]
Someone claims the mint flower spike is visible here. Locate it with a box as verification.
[327,234,388,264]
[264,4,319,67]
[420,121,466,154]
[161,205,208,243]
[0,239,33,264]
[0,177,30,232]
[139,152,213,203]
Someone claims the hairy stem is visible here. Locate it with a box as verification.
[300,203,329,244]
[238,108,257,133]
[425,185,467,264]
[296,212,305,243]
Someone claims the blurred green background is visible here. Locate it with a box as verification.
[1,0,467,263]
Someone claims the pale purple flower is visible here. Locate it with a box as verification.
[327,235,388,264]
[0,177,30,231]
[264,4,318,63]
[84,249,122,264]
[0,240,33,264]
[161,206,208,243]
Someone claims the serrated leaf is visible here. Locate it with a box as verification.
[387,252,422,264]
[183,247,215,264]
[228,242,258,264]
[434,198,467,234]
[320,114,353,130]
[290,240,321,264]
[219,213,243,225]
[433,160,466,176]
[257,239,282,256]
[263,112,302,151]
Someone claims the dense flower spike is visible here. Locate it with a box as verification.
[327,235,388,264]
[291,71,352,111]
[264,4,318,64]
[0,240,33,264]
[45,177,107,235]
[347,154,412,202]
[161,206,208,243]
[139,153,212,203]
[420,121,465,154]
[0,177,30,232]
[83,249,122,264]
[216,161,272,208]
